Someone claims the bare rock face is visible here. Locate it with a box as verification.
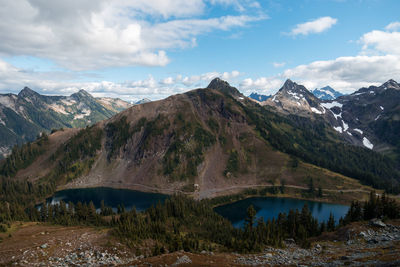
[263,79,325,116]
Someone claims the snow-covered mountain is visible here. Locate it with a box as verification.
[263,79,400,154]
[263,79,325,116]
[312,86,343,100]
[0,88,131,156]
[248,92,271,102]
[320,79,400,153]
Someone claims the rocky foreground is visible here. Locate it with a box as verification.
[1,219,400,266]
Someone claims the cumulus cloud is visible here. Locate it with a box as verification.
[289,16,337,36]
[0,60,242,101]
[360,30,400,56]
[0,0,264,71]
[385,21,400,31]
[239,77,284,95]
[244,22,400,95]
[282,55,400,93]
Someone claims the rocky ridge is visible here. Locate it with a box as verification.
[0,88,131,156]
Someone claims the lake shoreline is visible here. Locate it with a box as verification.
[55,183,375,207]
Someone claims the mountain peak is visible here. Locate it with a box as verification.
[77,89,92,96]
[71,89,94,99]
[283,79,294,86]
[382,79,400,90]
[207,78,230,90]
[207,78,240,96]
[18,87,39,98]
[280,79,307,93]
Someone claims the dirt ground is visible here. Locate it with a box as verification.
[1,221,400,266]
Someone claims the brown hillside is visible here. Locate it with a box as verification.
[13,79,372,200]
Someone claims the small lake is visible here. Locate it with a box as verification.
[47,187,167,212]
[47,188,349,227]
[214,197,349,228]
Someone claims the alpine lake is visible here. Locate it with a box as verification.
[47,187,349,227]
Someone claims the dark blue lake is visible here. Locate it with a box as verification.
[214,197,349,228]
[47,188,348,227]
[47,187,167,212]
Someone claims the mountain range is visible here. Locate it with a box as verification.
[249,85,343,103]
[0,88,131,156]
[312,86,344,100]
[2,78,399,198]
[262,79,400,159]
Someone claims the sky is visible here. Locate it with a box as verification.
[0,0,399,102]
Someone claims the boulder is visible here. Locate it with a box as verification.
[370,219,386,228]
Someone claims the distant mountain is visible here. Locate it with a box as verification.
[312,86,343,100]
[0,88,131,156]
[135,98,151,105]
[248,92,271,102]
[320,79,400,156]
[262,79,400,158]
[263,79,325,116]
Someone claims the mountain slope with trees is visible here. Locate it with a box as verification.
[1,78,398,200]
[0,87,131,157]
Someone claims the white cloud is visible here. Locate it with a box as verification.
[385,21,400,32]
[0,0,264,71]
[289,16,337,36]
[239,77,283,95]
[360,30,400,56]
[273,62,286,68]
[243,24,400,95]
[282,54,400,93]
[0,60,242,100]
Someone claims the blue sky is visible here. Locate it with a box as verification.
[0,0,399,101]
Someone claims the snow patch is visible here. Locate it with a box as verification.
[318,89,335,98]
[311,107,323,114]
[375,115,381,121]
[342,121,349,131]
[370,91,375,94]
[287,90,300,100]
[353,92,365,96]
[296,102,301,106]
[321,101,342,109]
[347,132,352,136]
[330,110,342,120]
[380,106,384,110]
[333,126,343,133]
[354,128,363,134]
[363,137,374,149]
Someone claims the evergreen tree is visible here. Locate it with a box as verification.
[245,205,257,230]
[327,213,335,232]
